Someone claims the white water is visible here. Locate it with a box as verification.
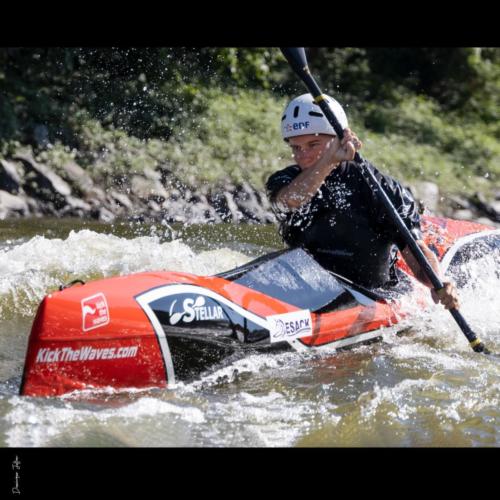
[0,225,499,447]
[0,230,251,319]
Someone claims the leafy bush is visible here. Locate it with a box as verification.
[1,48,498,200]
[162,88,289,187]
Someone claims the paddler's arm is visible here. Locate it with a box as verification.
[276,130,360,210]
[275,158,333,210]
[401,241,460,310]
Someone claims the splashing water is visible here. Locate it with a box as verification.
[0,229,251,319]
[0,220,498,447]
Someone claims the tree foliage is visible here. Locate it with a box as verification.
[0,47,498,149]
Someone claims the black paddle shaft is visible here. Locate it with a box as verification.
[280,47,490,354]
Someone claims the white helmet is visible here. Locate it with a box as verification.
[281,93,348,140]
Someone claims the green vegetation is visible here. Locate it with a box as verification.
[1,48,498,198]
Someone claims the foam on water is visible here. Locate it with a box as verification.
[1,350,338,447]
[4,395,205,447]
[177,351,305,392]
[0,227,499,446]
[204,391,323,447]
[0,229,251,318]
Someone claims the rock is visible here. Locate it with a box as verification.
[59,161,95,197]
[207,191,232,221]
[100,207,116,223]
[223,192,244,222]
[447,194,471,210]
[168,188,182,201]
[469,192,500,223]
[14,153,72,209]
[147,200,162,213]
[112,174,129,191]
[491,201,500,213]
[0,159,23,193]
[0,190,30,219]
[159,171,190,198]
[206,184,276,223]
[187,201,220,224]
[452,209,475,221]
[475,217,498,227]
[143,167,162,183]
[256,187,273,212]
[199,194,222,222]
[233,182,275,223]
[410,181,440,213]
[24,196,42,215]
[90,206,116,223]
[58,196,92,217]
[85,186,107,204]
[130,175,169,202]
[108,190,134,211]
[156,166,172,185]
[183,188,194,202]
[161,199,190,223]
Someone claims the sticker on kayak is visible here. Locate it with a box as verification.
[267,309,313,343]
[81,293,110,332]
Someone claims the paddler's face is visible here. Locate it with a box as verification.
[288,134,337,169]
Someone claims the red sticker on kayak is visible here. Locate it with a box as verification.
[81,293,110,332]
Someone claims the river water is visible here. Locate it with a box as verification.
[0,218,498,447]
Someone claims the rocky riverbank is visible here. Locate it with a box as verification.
[0,152,277,225]
[1,152,499,227]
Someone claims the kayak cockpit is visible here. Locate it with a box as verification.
[217,247,392,311]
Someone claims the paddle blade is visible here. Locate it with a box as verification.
[280,47,309,76]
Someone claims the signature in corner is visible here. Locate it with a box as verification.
[11,455,21,495]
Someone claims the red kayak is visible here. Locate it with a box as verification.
[20,216,500,397]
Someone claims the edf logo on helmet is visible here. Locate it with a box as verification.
[285,121,310,133]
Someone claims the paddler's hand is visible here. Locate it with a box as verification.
[323,128,363,167]
[431,281,460,310]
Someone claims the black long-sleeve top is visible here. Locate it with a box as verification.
[266,160,422,288]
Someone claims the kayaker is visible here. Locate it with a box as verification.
[266,93,459,309]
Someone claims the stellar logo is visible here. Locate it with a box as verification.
[169,295,224,325]
[81,293,110,332]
